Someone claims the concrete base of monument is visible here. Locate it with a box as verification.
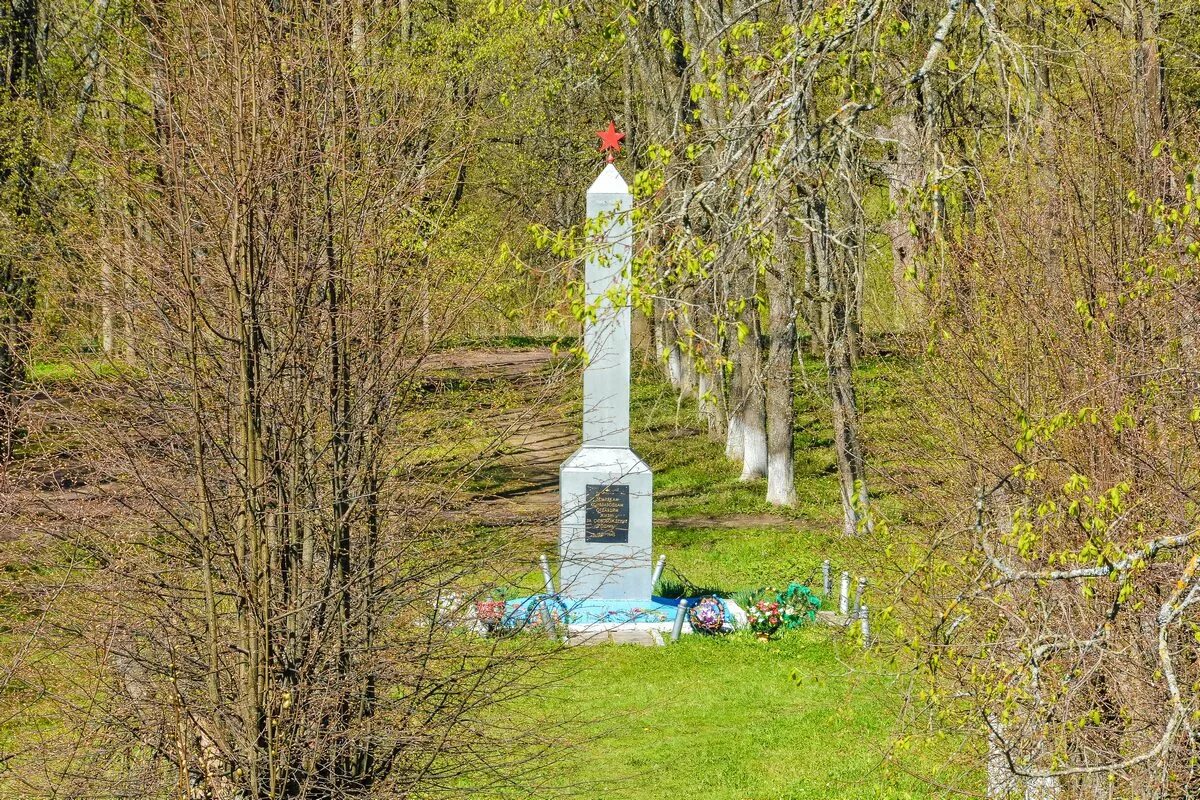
[496,596,748,647]
[558,446,654,601]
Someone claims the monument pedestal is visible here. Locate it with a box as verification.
[558,446,652,600]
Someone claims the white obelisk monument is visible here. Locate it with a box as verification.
[558,124,653,601]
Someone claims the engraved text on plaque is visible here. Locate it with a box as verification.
[585,484,630,543]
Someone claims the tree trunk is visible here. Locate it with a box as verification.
[122,207,137,361]
[0,0,40,461]
[986,716,1019,800]
[765,212,796,506]
[881,112,924,326]
[0,302,29,459]
[810,186,870,535]
[724,293,745,460]
[725,393,745,461]
[827,327,867,535]
[679,345,697,399]
[632,306,653,364]
[1128,1,1165,183]
[740,382,767,480]
[738,297,767,481]
[667,340,684,388]
[98,90,119,357]
[697,367,721,439]
[101,259,115,354]
[677,286,698,399]
[695,304,724,440]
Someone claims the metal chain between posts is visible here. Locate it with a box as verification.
[656,564,704,597]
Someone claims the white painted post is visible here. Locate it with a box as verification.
[670,599,687,642]
[839,571,850,616]
[539,554,555,595]
[822,559,831,596]
[651,554,667,588]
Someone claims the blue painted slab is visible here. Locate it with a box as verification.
[502,596,697,627]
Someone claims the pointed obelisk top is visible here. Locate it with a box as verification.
[588,162,629,196]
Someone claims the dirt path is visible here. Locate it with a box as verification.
[429,347,576,526]
[2,446,129,548]
[2,347,576,546]
[421,347,560,381]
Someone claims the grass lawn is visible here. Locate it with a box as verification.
[525,629,933,800]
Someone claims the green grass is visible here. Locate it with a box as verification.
[28,358,128,384]
[626,356,912,526]
[512,487,932,799]
[623,360,896,589]
[653,525,837,594]
[520,629,936,800]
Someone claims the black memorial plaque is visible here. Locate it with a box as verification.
[585,484,630,543]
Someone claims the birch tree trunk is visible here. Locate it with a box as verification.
[827,327,865,536]
[725,352,745,461]
[765,208,796,505]
[100,258,114,354]
[122,207,136,361]
[738,298,767,481]
[697,365,722,439]
[986,716,1019,799]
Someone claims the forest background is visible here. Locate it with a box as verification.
[2,0,1200,798]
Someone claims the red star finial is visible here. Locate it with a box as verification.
[596,121,625,163]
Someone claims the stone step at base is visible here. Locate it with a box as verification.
[565,628,665,647]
